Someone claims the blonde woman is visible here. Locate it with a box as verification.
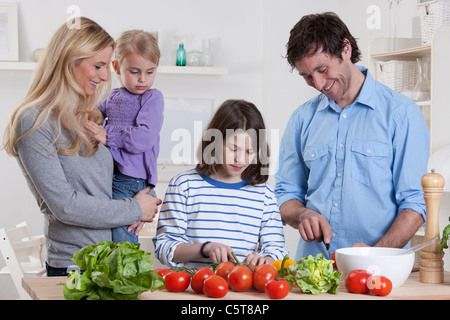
[2,17,161,276]
[84,30,164,244]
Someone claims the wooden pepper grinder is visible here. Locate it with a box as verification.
[420,170,445,283]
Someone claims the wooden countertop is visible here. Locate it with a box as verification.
[22,271,450,300]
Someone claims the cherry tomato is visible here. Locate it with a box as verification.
[227,265,253,292]
[155,268,172,278]
[253,264,278,292]
[367,275,392,296]
[265,278,290,299]
[345,270,372,294]
[215,261,235,280]
[164,270,191,292]
[203,275,229,298]
[191,267,215,294]
[330,252,337,270]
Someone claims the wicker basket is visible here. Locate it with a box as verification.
[375,60,418,92]
[418,0,450,46]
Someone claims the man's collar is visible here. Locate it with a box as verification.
[354,65,375,110]
[320,65,376,112]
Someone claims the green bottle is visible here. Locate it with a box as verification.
[176,43,186,66]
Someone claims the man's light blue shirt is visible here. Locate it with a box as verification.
[275,66,430,260]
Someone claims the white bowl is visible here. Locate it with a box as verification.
[335,247,415,287]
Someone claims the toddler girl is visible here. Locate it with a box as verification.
[85,30,163,243]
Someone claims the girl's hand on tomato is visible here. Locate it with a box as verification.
[265,278,290,299]
[204,242,235,263]
[203,275,229,298]
[244,253,275,266]
[164,270,191,292]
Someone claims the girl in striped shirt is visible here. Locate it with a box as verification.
[154,99,288,269]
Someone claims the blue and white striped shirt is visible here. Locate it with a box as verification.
[154,169,288,268]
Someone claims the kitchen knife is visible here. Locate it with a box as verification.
[325,242,332,257]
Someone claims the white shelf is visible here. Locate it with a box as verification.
[158,65,228,75]
[0,61,229,75]
[369,37,431,60]
[416,100,431,107]
[370,45,431,60]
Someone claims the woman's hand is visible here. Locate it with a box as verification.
[132,187,162,235]
[129,187,162,235]
[84,120,108,145]
[128,221,146,235]
[134,187,162,220]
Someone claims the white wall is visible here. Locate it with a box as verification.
[0,0,264,234]
[2,0,449,297]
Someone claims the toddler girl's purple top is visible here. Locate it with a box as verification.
[98,87,164,186]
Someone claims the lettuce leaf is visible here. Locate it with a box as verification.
[63,241,165,300]
[286,253,341,295]
[440,221,450,254]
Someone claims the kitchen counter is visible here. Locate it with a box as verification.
[22,271,450,300]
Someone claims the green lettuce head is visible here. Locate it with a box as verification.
[63,241,165,300]
[287,253,341,295]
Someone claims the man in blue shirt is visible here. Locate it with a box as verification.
[275,12,430,259]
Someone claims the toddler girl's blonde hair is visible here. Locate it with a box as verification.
[115,30,160,65]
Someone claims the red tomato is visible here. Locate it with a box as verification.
[330,252,337,270]
[227,265,253,292]
[367,275,392,296]
[265,278,290,299]
[155,268,171,278]
[345,270,372,294]
[253,264,278,292]
[203,275,229,298]
[164,270,191,292]
[247,264,256,273]
[215,262,235,280]
[191,267,215,294]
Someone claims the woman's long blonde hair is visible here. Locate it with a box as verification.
[2,17,115,157]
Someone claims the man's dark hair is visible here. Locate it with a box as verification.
[286,12,361,69]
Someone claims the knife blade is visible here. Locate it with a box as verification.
[325,242,332,257]
[324,233,335,258]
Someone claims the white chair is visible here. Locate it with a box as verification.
[0,221,46,299]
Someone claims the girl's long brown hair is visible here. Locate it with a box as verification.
[196,99,270,185]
